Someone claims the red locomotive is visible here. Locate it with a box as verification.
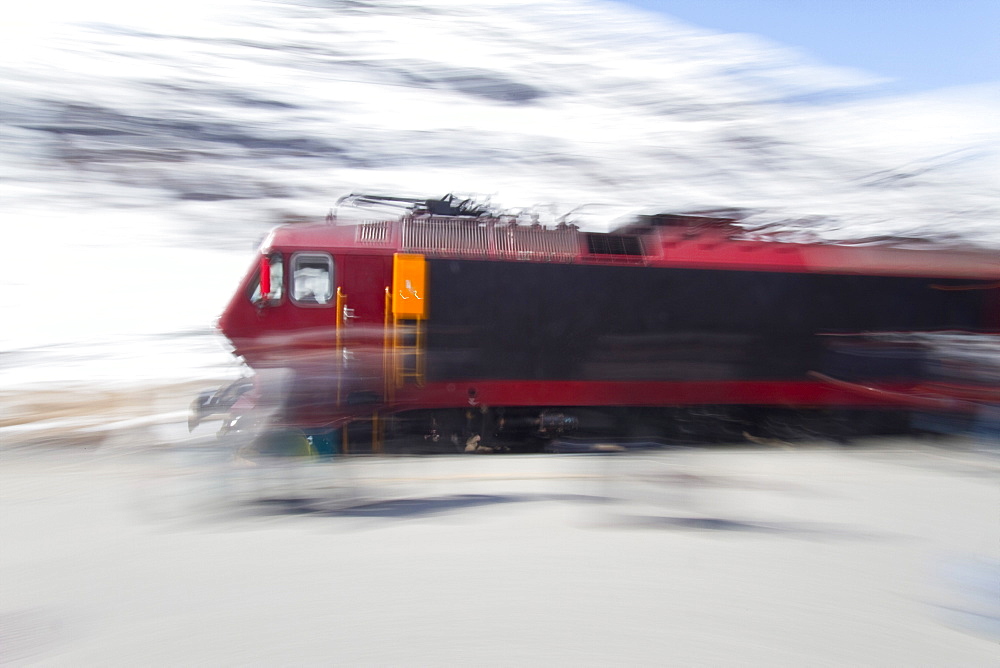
[193,194,1000,453]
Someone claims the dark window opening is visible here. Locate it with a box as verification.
[586,234,643,256]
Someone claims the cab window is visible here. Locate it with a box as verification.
[291,252,334,305]
[249,253,284,303]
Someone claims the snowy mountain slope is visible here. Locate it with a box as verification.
[3,0,996,243]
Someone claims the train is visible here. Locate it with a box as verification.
[191,194,1000,454]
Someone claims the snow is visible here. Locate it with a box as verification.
[1,444,998,664]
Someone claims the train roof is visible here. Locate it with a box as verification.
[259,195,1000,281]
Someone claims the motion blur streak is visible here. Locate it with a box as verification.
[1,3,998,664]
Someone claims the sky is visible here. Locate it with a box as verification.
[618,0,1000,93]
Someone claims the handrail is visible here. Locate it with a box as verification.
[383,287,393,402]
[335,286,345,405]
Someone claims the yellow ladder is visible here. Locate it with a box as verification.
[383,285,425,391]
[392,314,425,388]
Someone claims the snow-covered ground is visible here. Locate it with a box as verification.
[1,443,998,664]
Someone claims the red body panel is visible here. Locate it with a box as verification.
[390,380,940,410]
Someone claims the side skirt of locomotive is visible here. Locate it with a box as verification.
[194,377,943,457]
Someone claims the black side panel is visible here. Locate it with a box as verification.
[425,260,987,382]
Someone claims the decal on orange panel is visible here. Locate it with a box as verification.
[392,253,427,318]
